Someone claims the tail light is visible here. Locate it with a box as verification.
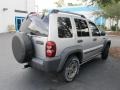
[46,41,56,57]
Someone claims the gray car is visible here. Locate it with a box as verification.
[12,10,111,82]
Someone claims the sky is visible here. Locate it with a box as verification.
[35,0,88,12]
[35,0,58,11]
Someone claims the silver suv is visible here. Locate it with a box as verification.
[12,10,111,82]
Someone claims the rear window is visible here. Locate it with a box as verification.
[20,14,49,36]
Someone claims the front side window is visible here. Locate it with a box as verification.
[57,17,73,38]
[89,21,100,36]
[74,19,89,37]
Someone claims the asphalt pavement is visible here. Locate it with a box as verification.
[0,33,120,90]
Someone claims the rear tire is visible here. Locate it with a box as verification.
[101,45,110,60]
[61,55,80,82]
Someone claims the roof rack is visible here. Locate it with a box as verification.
[51,9,86,18]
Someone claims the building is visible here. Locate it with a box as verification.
[0,0,35,33]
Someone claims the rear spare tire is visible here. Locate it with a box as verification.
[12,32,34,63]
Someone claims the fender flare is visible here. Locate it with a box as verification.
[57,47,83,72]
[103,40,111,51]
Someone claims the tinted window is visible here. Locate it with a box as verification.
[58,17,73,38]
[89,21,100,36]
[74,19,89,37]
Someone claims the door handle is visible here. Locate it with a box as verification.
[93,38,97,41]
[77,40,83,43]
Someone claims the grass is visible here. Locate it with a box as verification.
[107,31,120,36]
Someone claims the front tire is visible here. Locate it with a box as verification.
[101,45,110,60]
[61,55,80,82]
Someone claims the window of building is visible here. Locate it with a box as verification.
[15,17,25,31]
[74,19,89,37]
[57,17,73,38]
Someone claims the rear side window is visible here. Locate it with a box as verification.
[74,19,89,37]
[57,17,73,38]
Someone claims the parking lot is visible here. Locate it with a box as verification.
[0,33,120,90]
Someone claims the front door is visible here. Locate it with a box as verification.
[88,21,103,55]
[74,18,93,62]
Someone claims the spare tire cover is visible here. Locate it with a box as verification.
[12,32,34,63]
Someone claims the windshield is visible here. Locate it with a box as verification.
[20,14,49,36]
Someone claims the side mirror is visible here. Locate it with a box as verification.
[101,31,106,36]
[95,31,101,36]
[93,29,101,36]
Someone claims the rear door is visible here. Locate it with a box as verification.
[20,14,49,59]
[50,14,76,57]
[30,15,49,59]
[32,36,48,59]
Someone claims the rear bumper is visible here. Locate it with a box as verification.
[30,57,60,72]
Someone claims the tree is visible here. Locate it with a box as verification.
[104,3,120,31]
[89,0,120,31]
[55,0,82,7]
[90,0,120,7]
[55,0,64,7]
[82,0,112,6]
